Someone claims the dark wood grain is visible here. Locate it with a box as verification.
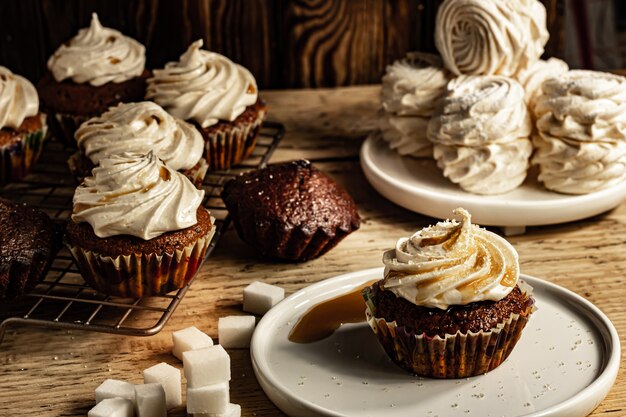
[0,0,564,88]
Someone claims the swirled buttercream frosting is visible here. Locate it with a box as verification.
[75,101,204,171]
[515,58,568,109]
[146,39,258,128]
[435,0,549,76]
[381,115,432,157]
[72,152,205,240]
[0,66,39,130]
[47,13,145,87]
[381,52,451,117]
[382,208,519,309]
[428,75,532,146]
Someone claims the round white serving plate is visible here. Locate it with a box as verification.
[251,268,620,417]
[360,134,626,228]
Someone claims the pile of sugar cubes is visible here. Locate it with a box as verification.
[87,281,284,416]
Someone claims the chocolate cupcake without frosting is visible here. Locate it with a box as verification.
[221,160,360,261]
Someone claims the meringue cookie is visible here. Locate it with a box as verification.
[435,0,549,76]
[381,115,432,158]
[515,58,569,109]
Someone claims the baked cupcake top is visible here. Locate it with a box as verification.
[0,66,39,130]
[47,13,145,87]
[380,52,451,117]
[428,75,531,146]
[435,0,548,76]
[515,58,569,108]
[382,208,519,309]
[72,152,205,240]
[75,101,204,171]
[146,39,258,128]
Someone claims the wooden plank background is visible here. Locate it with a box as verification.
[0,0,563,88]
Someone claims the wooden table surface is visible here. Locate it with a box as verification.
[0,85,624,416]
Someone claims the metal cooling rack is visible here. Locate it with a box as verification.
[0,121,284,344]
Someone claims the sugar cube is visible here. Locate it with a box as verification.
[218,315,256,348]
[88,398,133,417]
[243,281,284,315]
[143,362,182,409]
[183,345,230,387]
[95,379,135,405]
[135,383,166,417]
[194,402,241,417]
[186,383,230,414]
[172,326,214,360]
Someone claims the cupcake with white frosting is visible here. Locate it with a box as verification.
[147,39,267,170]
[532,70,626,194]
[380,52,451,158]
[38,13,149,143]
[435,0,549,77]
[69,101,208,186]
[0,66,48,185]
[65,152,215,298]
[428,75,533,194]
[363,208,535,378]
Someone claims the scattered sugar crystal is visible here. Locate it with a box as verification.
[135,383,166,417]
[187,383,230,414]
[172,326,214,360]
[194,402,241,417]
[95,379,135,405]
[218,316,256,348]
[143,362,182,409]
[183,345,231,387]
[88,398,133,417]
[243,281,284,315]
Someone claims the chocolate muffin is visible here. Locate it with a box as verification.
[0,198,59,298]
[221,160,360,261]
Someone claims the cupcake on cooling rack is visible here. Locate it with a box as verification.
[532,70,626,194]
[65,152,215,298]
[221,160,360,261]
[379,52,451,158]
[0,66,48,185]
[38,13,149,143]
[427,75,533,194]
[362,208,535,378]
[146,39,267,171]
[70,101,208,186]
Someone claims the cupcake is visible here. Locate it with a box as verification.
[0,66,48,185]
[427,75,533,194]
[362,208,535,378]
[532,70,626,194]
[70,101,208,186]
[65,152,214,298]
[380,52,451,158]
[0,198,59,299]
[146,40,267,170]
[221,160,360,261]
[38,13,149,143]
[435,0,548,76]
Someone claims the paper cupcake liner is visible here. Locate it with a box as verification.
[48,112,90,146]
[0,118,48,185]
[363,282,535,379]
[202,107,267,171]
[66,224,215,298]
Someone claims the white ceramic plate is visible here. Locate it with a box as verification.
[360,134,626,228]
[251,268,620,417]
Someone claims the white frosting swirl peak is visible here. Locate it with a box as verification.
[72,152,205,240]
[47,13,146,87]
[146,39,258,128]
[383,208,519,309]
[75,102,204,171]
[0,66,39,130]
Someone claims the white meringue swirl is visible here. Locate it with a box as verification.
[146,39,258,128]
[381,52,451,117]
[381,115,432,157]
[0,66,39,130]
[515,58,569,109]
[383,208,519,309]
[47,14,145,87]
[75,101,204,171]
[435,0,549,76]
[72,152,205,240]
